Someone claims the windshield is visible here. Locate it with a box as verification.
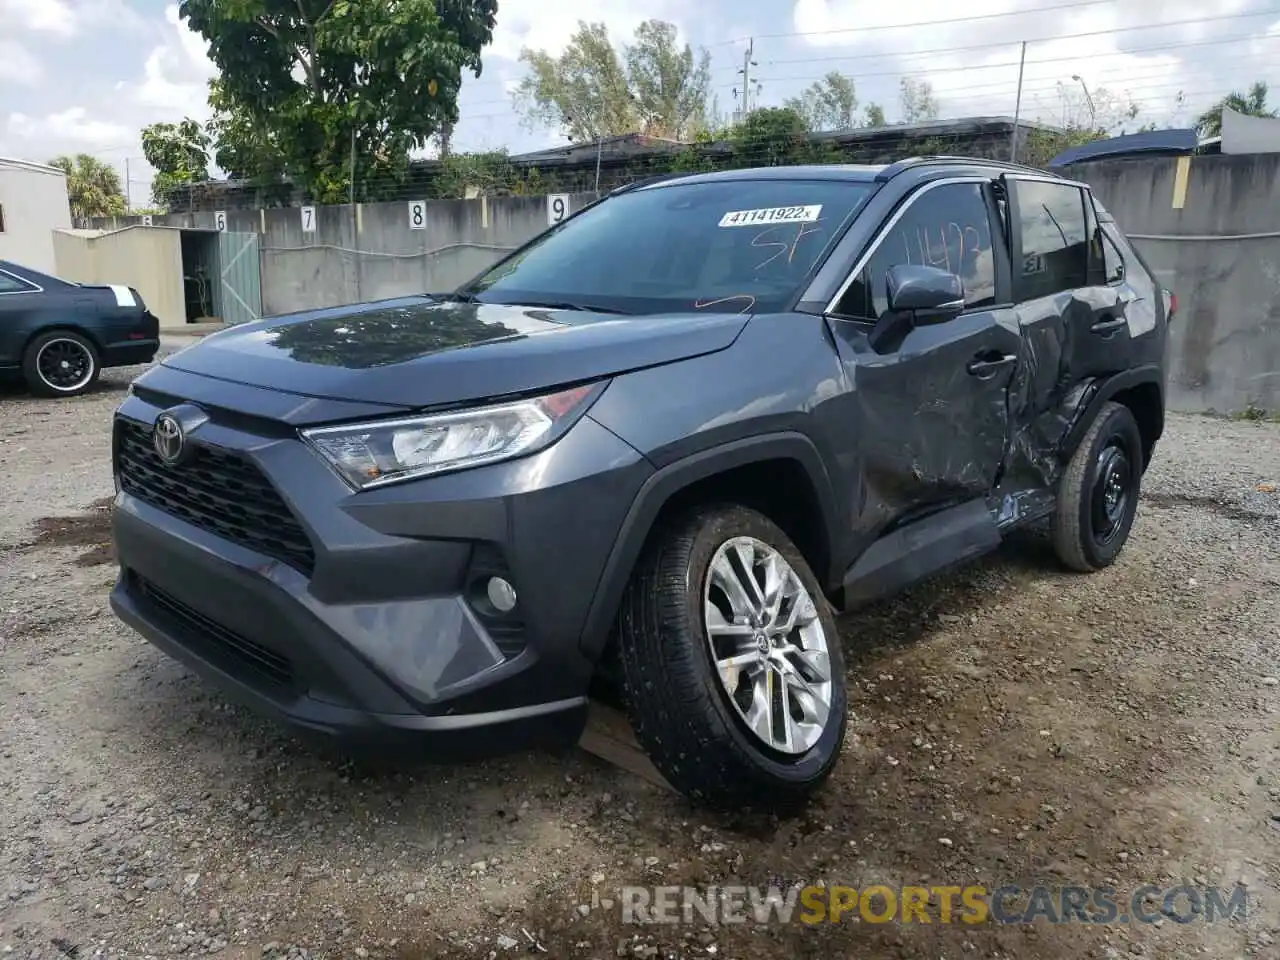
[459,178,875,316]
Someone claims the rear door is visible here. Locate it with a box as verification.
[1006,175,1133,414]
[824,177,1020,519]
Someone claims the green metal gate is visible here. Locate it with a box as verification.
[216,231,263,325]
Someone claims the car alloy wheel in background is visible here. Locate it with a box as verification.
[23,330,101,398]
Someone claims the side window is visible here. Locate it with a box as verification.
[0,272,33,294]
[835,182,998,321]
[1012,179,1089,300]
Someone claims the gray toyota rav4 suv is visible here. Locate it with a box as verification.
[110,157,1173,810]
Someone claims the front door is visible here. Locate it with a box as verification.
[825,178,1020,525]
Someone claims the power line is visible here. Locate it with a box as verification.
[747,29,1279,73]
[450,29,1275,111]
[730,4,1276,44]
[744,50,1278,94]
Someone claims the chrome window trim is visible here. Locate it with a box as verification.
[0,269,42,296]
[822,175,992,316]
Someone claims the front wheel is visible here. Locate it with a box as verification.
[22,330,100,398]
[1051,401,1144,572]
[616,504,847,812]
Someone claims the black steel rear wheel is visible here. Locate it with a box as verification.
[1051,401,1143,572]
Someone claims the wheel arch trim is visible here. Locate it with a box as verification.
[1061,365,1164,462]
[578,431,841,661]
[24,324,105,356]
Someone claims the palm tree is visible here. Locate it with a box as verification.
[1196,81,1278,138]
[48,154,128,221]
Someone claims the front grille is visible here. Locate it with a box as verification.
[134,573,294,687]
[115,417,316,576]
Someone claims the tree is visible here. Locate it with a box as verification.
[1047,81,1140,135]
[180,0,498,202]
[1196,81,1277,138]
[1018,83,1142,168]
[514,19,712,142]
[730,107,841,167]
[863,102,886,127]
[140,118,210,208]
[899,77,939,124]
[784,72,858,132]
[626,19,713,139]
[49,154,126,220]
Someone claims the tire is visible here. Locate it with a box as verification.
[22,330,101,398]
[617,504,847,812]
[1051,401,1143,572]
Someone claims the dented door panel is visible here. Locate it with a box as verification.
[826,307,1021,522]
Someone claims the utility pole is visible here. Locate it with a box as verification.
[737,38,756,119]
[124,158,131,212]
[1010,41,1027,163]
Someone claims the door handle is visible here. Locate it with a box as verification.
[1090,316,1126,334]
[966,353,1016,379]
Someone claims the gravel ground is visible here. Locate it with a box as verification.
[2,348,1279,960]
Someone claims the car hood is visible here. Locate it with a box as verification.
[161,296,749,409]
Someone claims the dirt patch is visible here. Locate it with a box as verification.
[1141,490,1271,521]
[3,396,1280,960]
[20,495,116,566]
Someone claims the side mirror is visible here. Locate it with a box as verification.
[885,263,966,326]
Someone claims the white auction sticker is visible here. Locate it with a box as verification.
[108,284,136,307]
[718,204,822,228]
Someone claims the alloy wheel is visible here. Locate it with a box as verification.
[702,536,834,755]
[36,338,95,393]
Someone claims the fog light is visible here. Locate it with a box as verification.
[486,576,518,613]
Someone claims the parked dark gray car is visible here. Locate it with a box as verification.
[0,260,159,396]
[109,158,1173,810]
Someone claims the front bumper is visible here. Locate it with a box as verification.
[110,373,653,756]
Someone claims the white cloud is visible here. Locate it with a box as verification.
[0,41,44,85]
[128,4,217,117]
[8,107,131,144]
[783,0,1279,128]
[0,0,77,37]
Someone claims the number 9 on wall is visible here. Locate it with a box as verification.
[547,194,570,226]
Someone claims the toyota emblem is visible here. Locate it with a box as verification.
[153,413,186,466]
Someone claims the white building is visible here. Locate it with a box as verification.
[0,157,72,274]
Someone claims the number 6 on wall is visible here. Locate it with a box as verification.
[547,194,570,226]
[214,211,227,232]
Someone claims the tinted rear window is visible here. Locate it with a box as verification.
[463,179,875,315]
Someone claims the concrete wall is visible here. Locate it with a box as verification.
[1068,153,1280,415]
[0,159,70,274]
[52,226,187,328]
[136,193,597,316]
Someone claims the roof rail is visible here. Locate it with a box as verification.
[874,155,1057,182]
[609,172,692,195]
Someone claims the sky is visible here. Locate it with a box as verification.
[1,0,1277,206]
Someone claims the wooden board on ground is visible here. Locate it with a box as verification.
[578,701,676,793]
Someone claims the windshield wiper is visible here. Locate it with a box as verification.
[506,299,631,315]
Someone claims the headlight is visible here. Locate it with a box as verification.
[300,382,602,490]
